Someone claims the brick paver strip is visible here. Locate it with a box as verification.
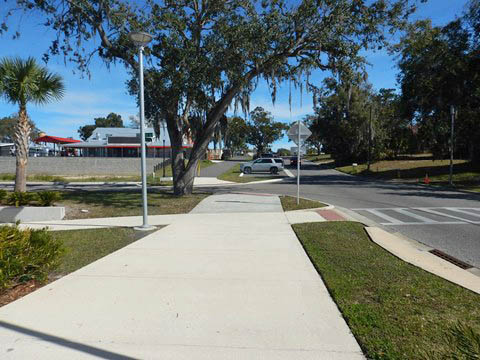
[317,209,346,221]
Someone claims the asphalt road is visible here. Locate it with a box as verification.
[198,160,239,177]
[212,161,480,269]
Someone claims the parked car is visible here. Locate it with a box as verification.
[240,158,284,174]
[290,156,302,167]
[273,158,285,167]
[261,153,274,158]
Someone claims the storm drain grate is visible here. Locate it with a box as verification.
[429,249,473,270]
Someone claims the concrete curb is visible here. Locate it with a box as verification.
[238,178,286,185]
[285,205,334,212]
[283,202,334,212]
[0,206,65,222]
[365,227,480,295]
[279,195,335,212]
[0,180,140,186]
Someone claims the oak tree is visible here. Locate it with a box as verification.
[4,0,421,194]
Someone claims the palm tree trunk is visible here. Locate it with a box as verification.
[14,107,31,192]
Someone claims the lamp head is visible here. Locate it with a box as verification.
[128,31,153,47]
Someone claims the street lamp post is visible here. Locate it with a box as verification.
[368,106,372,172]
[449,105,456,187]
[129,31,155,231]
[297,119,301,205]
[162,121,166,177]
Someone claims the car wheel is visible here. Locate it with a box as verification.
[270,167,278,174]
[244,167,252,174]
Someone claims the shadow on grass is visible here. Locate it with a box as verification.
[61,190,185,209]
[355,161,479,180]
[58,189,210,218]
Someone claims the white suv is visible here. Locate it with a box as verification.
[240,158,284,174]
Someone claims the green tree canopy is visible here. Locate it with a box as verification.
[224,116,248,154]
[4,0,421,194]
[396,13,479,161]
[246,107,287,156]
[78,112,124,141]
[0,114,41,142]
[276,148,291,156]
[0,57,64,191]
[304,115,323,156]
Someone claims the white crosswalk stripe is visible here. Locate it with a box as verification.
[283,168,295,178]
[446,207,480,218]
[351,207,480,226]
[394,208,439,224]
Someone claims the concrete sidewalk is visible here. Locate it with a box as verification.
[0,194,363,359]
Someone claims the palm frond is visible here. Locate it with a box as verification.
[0,56,65,107]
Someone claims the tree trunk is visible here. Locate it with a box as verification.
[167,111,208,196]
[14,107,31,192]
[173,158,198,195]
[168,76,256,195]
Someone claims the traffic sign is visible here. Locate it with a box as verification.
[287,122,312,145]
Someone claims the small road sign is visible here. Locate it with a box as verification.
[287,122,312,145]
[288,121,312,205]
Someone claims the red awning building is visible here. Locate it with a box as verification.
[34,135,82,156]
[60,127,192,158]
[34,135,82,144]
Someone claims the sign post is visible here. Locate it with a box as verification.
[287,122,312,205]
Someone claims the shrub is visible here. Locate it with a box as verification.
[7,191,36,207]
[36,191,61,206]
[0,189,6,204]
[0,225,65,290]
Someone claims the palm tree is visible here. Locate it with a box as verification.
[0,57,65,192]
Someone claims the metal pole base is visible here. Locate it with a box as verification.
[134,224,157,231]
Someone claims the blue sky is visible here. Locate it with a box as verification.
[0,0,470,150]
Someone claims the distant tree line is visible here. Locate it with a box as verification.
[306,0,480,165]
[0,115,41,143]
[211,107,287,157]
[77,113,124,141]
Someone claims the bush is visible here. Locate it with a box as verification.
[36,191,61,206]
[0,225,65,290]
[0,189,6,204]
[7,191,36,207]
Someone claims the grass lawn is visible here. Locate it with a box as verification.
[280,195,327,211]
[305,154,332,162]
[218,163,283,183]
[50,227,157,276]
[58,190,209,219]
[293,221,480,359]
[0,160,214,184]
[336,158,480,192]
